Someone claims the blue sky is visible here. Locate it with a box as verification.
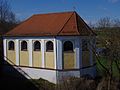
[8,0,120,24]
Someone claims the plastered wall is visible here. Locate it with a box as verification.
[33,51,42,67]
[45,52,54,69]
[20,51,29,66]
[63,52,75,69]
[82,51,90,67]
[7,40,16,65]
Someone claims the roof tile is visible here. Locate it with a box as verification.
[5,11,95,36]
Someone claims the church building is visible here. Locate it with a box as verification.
[3,11,96,83]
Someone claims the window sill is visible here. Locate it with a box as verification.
[46,50,53,52]
[64,51,74,53]
[33,50,41,52]
[21,50,28,51]
[8,50,15,51]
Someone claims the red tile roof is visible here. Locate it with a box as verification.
[5,11,96,36]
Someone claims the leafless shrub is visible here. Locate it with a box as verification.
[56,77,97,90]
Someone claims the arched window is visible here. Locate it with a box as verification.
[46,41,53,52]
[34,41,41,51]
[82,40,88,51]
[63,41,73,52]
[21,41,27,51]
[8,41,14,50]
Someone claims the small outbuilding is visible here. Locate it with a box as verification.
[3,11,96,83]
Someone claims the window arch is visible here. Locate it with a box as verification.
[8,41,14,50]
[34,41,41,51]
[63,41,73,52]
[82,40,88,51]
[46,41,53,52]
[21,41,27,51]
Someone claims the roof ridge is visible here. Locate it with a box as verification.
[76,13,96,35]
[56,12,75,35]
[74,12,80,34]
[33,11,75,16]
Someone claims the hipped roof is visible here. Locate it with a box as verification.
[5,11,96,37]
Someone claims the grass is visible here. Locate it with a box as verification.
[96,56,120,77]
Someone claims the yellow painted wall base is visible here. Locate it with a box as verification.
[82,51,90,67]
[7,51,16,65]
[45,52,54,69]
[20,51,29,66]
[33,51,42,67]
[63,52,75,69]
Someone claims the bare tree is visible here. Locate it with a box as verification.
[94,17,120,90]
[112,18,120,27]
[0,0,18,34]
[96,17,112,28]
[0,0,19,72]
[0,0,16,23]
[96,17,120,29]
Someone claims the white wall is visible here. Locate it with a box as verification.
[3,36,96,70]
[80,66,96,77]
[3,36,56,68]
[56,36,82,69]
[3,65,96,84]
[57,70,80,83]
[3,65,57,83]
[3,36,96,83]
[3,36,83,69]
[16,67,57,83]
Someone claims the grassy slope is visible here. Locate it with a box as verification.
[97,56,120,77]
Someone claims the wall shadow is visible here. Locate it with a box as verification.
[0,60,43,90]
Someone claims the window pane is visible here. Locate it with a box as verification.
[21,41,27,51]
[46,41,53,52]
[8,41,14,50]
[63,41,73,52]
[34,41,41,51]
